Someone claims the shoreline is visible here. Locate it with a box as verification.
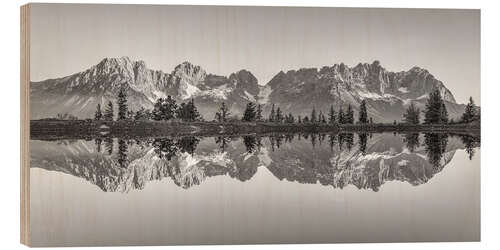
[29,120,480,141]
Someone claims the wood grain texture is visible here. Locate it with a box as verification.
[20,3,30,246]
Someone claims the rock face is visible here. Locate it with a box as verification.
[30,134,468,192]
[30,57,466,122]
[266,61,463,122]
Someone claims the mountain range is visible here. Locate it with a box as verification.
[30,56,467,122]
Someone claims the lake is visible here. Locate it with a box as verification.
[29,132,480,246]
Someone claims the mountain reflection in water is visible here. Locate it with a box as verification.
[29,132,480,193]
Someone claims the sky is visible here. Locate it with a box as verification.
[30,3,480,104]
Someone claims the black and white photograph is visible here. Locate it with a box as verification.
[19,2,481,247]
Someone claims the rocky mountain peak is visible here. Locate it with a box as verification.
[229,69,259,93]
[172,61,207,83]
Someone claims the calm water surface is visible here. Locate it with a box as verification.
[29,132,480,246]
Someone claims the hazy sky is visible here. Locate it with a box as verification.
[30,3,480,103]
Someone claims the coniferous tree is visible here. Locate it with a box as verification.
[176,101,200,122]
[328,105,336,124]
[152,98,165,121]
[359,100,368,124]
[276,107,283,123]
[163,96,178,121]
[311,107,317,123]
[269,104,276,122]
[117,88,128,120]
[256,104,263,121]
[338,107,345,124]
[151,98,164,121]
[94,104,103,120]
[104,101,114,121]
[242,102,257,122]
[134,107,147,121]
[191,98,202,121]
[424,89,447,124]
[346,104,354,124]
[176,102,189,121]
[461,97,478,123]
[297,115,302,124]
[319,111,326,123]
[303,116,310,123]
[215,102,230,122]
[440,103,449,124]
[151,96,178,121]
[403,102,421,124]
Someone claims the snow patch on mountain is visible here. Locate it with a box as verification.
[398,87,409,93]
[180,83,201,99]
[258,86,272,104]
[244,90,256,102]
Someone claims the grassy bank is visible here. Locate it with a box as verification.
[30,119,480,140]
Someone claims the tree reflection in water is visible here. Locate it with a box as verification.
[338,133,354,151]
[104,137,113,155]
[152,138,178,160]
[424,133,449,169]
[215,136,230,153]
[93,132,478,175]
[94,138,102,153]
[458,134,480,160]
[358,133,368,155]
[403,133,420,153]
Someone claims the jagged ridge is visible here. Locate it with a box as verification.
[30,57,466,122]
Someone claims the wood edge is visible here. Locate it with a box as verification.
[20,3,30,246]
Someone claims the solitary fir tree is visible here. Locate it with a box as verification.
[256,104,263,121]
[117,88,128,120]
[215,102,231,122]
[338,107,345,124]
[269,104,276,122]
[440,103,449,124]
[104,101,114,121]
[311,107,317,123]
[188,98,202,121]
[276,107,283,123]
[319,111,326,123]
[403,102,421,124]
[328,105,336,124]
[424,89,447,124]
[242,102,257,122]
[461,97,478,123]
[358,100,368,124]
[94,103,103,120]
[346,104,354,124]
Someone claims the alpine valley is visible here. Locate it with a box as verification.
[30,56,467,122]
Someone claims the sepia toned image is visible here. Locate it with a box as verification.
[21,3,480,247]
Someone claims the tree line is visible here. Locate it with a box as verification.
[94,89,202,122]
[234,100,371,125]
[402,89,480,125]
[93,88,479,126]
